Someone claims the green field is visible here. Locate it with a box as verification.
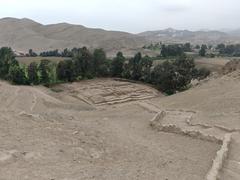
[16,56,71,65]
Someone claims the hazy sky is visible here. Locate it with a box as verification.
[0,0,239,33]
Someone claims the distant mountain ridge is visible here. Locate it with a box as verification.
[139,28,240,44]
[227,29,240,36]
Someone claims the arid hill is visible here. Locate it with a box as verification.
[0,17,146,55]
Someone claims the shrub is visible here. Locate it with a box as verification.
[39,59,51,84]
[27,62,39,85]
[151,55,195,94]
[111,52,125,77]
[57,60,75,82]
[8,65,27,85]
[193,67,210,80]
[0,47,18,79]
[151,61,177,94]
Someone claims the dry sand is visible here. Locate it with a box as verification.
[0,67,239,179]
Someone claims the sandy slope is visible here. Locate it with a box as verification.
[0,79,221,180]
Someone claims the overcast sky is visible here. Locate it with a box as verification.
[0,0,239,33]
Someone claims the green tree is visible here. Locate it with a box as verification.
[199,44,207,56]
[98,62,111,77]
[173,55,195,89]
[129,52,142,80]
[111,52,125,77]
[216,43,225,54]
[183,43,191,52]
[28,49,37,57]
[195,45,200,49]
[151,61,177,94]
[93,48,106,76]
[161,44,167,57]
[122,63,131,79]
[61,48,72,57]
[0,47,18,78]
[27,62,39,85]
[57,60,76,82]
[140,55,153,82]
[161,44,184,57]
[73,47,93,78]
[122,52,153,81]
[39,59,51,84]
[151,55,195,94]
[8,65,27,85]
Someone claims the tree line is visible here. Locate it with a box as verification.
[30,43,240,59]
[216,43,240,56]
[0,47,209,95]
[143,42,234,58]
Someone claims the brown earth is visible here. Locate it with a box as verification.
[0,62,239,179]
[222,59,240,74]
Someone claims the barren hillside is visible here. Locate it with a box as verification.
[0,18,146,55]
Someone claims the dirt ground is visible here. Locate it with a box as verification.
[0,70,239,179]
[195,57,230,73]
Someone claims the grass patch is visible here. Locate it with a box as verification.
[16,56,71,65]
